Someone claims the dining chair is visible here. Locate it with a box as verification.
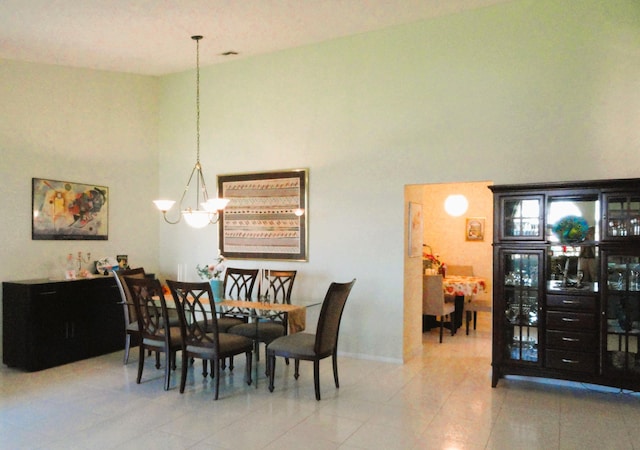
[113,267,146,365]
[125,276,181,390]
[447,265,474,276]
[267,278,356,401]
[423,275,456,343]
[463,294,492,335]
[166,280,253,400]
[228,270,297,364]
[220,268,259,370]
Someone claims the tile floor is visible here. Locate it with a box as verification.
[2,316,640,449]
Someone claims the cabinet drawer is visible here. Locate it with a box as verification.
[546,295,595,311]
[546,311,596,331]
[546,330,596,352]
[546,350,596,373]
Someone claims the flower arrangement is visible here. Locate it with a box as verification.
[422,245,441,269]
[196,253,226,280]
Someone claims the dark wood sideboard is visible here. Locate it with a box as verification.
[3,276,125,371]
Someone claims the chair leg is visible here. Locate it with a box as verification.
[180,353,188,393]
[294,359,300,379]
[202,359,208,378]
[466,310,471,335]
[245,351,253,386]
[314,360,321,401]
[229,356,234,372]
[268,354,275,392]
[213,358,220,400]
[155,351,161,369]
[439,317,444,343]
[473,311,478,330]
[332,350,340,388]
[163,351,171,391]
[123,334,131,365]
[137,345,145,384]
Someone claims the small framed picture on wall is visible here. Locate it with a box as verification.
[466,217,485,241]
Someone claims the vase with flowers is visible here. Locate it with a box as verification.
[196,253,226,302]
[423,245,445,276]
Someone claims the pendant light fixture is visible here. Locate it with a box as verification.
[153,35,229,228]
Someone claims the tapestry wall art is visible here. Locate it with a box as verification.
[218,169,308,260]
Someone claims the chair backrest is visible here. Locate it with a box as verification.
[423,275,450,316]
[223,268,259,300]
[124,276,171,343]
[114,267,146,325]
[166,280,217,351]
[447,265,474,276]
[261,270,297,304]
[314,279,356,357]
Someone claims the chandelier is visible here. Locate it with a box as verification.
[153,35,229,228]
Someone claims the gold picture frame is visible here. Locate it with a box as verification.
[465,217,485,241]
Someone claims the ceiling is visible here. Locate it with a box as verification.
[0,0,511,76]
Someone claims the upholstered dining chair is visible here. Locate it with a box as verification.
[463,294,492,335]
[113,267,146,364]
[447,265,474,276]
[228,270,297,364]
[125,276,181,391]
[166,280,253,400]
[267,278,356,401]
[423,275,456,343]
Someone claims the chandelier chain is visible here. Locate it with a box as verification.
[195,35,201,163]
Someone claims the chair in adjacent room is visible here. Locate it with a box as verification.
[447,265,474,276]
[125,276,181,390]
[463,294,492,335]
[423,275,456,343]
[228,270,297,364]
[267,279,356,401]
[166,280,253,400]
[113,267,146,364]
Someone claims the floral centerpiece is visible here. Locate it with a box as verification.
[196,253,226,302]
[196,254,226,280]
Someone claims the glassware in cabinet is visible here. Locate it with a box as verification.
[603,252,640,375]
[499,195,544,240]
[501,250,542,363]
[603,193,640,239]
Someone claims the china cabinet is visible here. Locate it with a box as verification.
[2,276,124,371]
[490,178,640,390]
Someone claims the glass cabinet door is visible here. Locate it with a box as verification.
[501,250,542,363]
[500,195,544,240]
[604,251,640,375]
[603,193,640,239]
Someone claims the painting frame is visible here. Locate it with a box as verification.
[217,169,308,261]
[465,217,485,241]
[408,202,423,257]
[32,177,109,240]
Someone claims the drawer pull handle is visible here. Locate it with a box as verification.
[562,300,578,304]
[562,318,579,322]
[562,337,579,342]
[562,358,580,364]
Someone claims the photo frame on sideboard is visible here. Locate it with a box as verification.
[218,169,308,261]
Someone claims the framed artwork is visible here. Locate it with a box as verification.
[32,178,108,240]
[218,169,308,261]
[466,217,485,241]
[408,202,423,257]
